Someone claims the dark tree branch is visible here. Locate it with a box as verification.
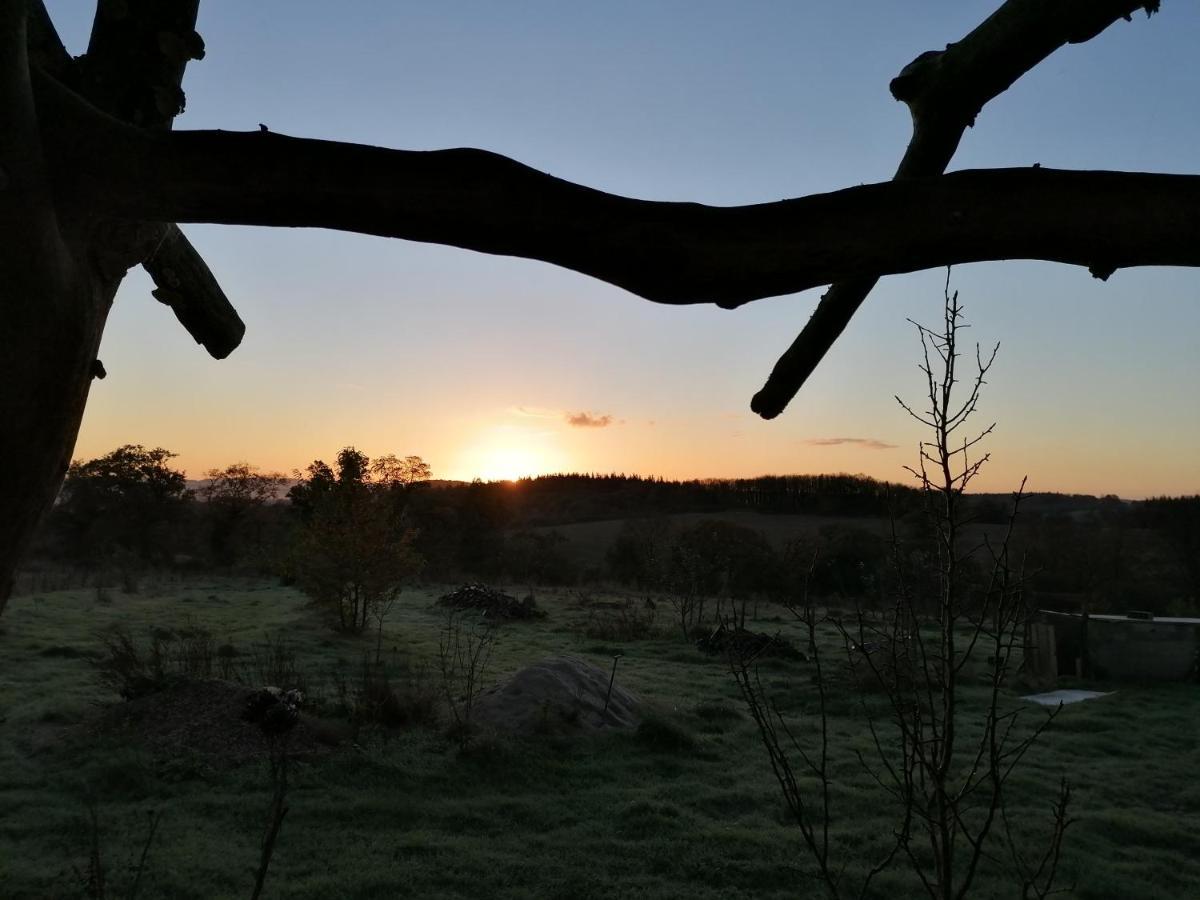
[143,224,244,358]
[24,0,74,82]
[751,0,1160,419]
[2,1,63,268]
[82,0,204,130]
[39,82,1200,307]
[69,0,242,358]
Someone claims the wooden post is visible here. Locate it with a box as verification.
[1080,600,1091,679]
[1026,622,1058,690]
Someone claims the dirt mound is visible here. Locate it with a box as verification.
[472,656,642,735]
[90,679,344,762]
[437,583,545,620]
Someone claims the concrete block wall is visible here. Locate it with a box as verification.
[1088,620,1198,681]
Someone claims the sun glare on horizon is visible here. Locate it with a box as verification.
[457,428,567,482]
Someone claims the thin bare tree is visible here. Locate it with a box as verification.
[730,278,1071,898]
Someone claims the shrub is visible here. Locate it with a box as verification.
[244,634,303,693]
[216,643,239,680]
[94,627,169,700]
[94,623,221,699]
[437,609,497,748]
[173,624,216,679]
[583,597,659,641]
[335,655,438,730]
[290,448,425,633]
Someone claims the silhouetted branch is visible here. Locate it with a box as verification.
[1003,777,1076,900]
[24,0,72,80]
[751,0,1160,418]
[142,225,244,358]
[36,75,1200,308]
[2,2,62,262]
[81,0,203,130]
[41,1,243,358]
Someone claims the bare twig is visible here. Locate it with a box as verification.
[251,738,291,900]
[127,809,161,900]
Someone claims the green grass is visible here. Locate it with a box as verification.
[1,577,1197,898]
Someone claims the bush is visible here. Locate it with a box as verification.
[583,597,659,641]
[94,627,170,700]
[333,655,438,730]
[244,634,304,693]
[216,643,239,680]
[437,610,498,748]
[94,623,221,699]
[173,624,216,679]
[504,530,578,585]
[290,448,425,633]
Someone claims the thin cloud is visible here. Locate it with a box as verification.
[566,411,614,428]
[510,406,560,419]
[806,437,897,450]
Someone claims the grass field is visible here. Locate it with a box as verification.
[1,577,1197,899]
[534,509,896,571]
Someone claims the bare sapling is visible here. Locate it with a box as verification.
[437,609,497,748]
[730,274,1071,898]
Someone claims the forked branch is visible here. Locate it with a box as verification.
[751,0,1161,418]
[35,72,1200,310]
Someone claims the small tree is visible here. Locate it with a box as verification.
[199,462,288,568]
[437,608,497,748]
[663,520,777,636]
[731,279,1071,899]
[290,448,424,633]
[504,529,577,586]
[606,517,672,588]
[52,444,191,573]
[370,454,432,492]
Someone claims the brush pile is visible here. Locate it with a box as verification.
[695,622,804,661]
[437,583,545,621]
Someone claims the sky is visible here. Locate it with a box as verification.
[45,1,1200,497]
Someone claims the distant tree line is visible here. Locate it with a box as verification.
[24,445,1200,616]
[495,471,921,524]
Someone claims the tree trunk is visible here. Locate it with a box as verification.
[0,244,117,612]
[0,4,120,611]
[0,1,215,611]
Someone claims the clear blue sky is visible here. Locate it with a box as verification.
[45,1,1200,496]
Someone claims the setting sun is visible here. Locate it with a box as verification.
[458,427,567,481]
